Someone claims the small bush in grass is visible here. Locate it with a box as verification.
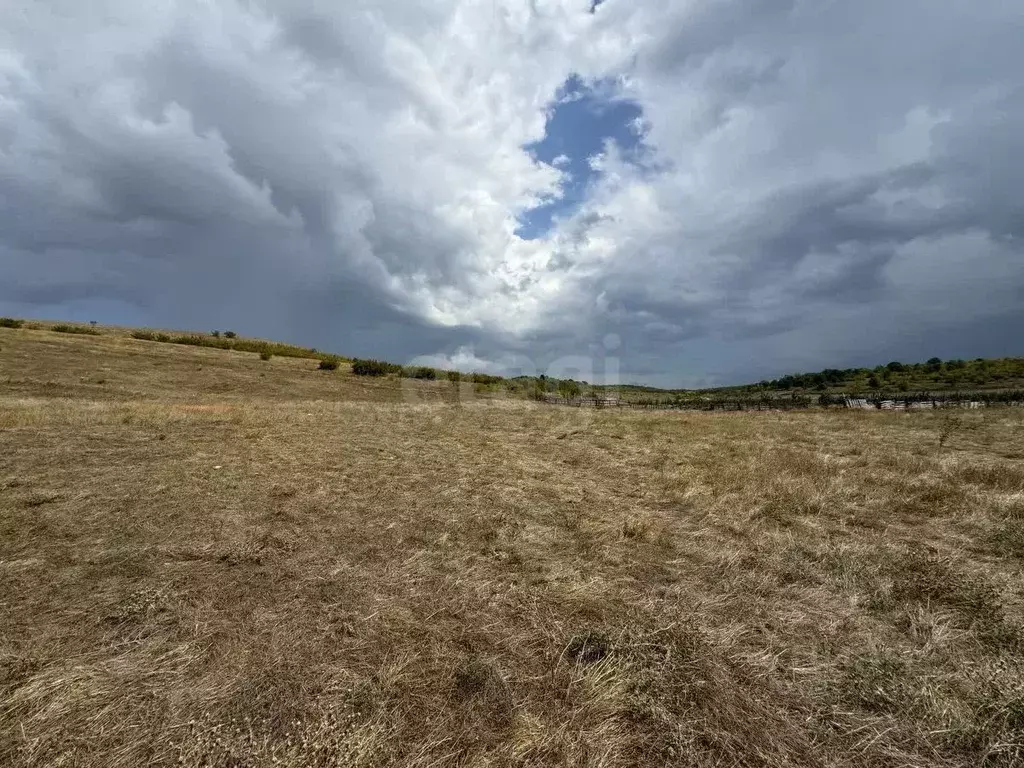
[154,333,171,343]
[170,335,205,346]
[0,318,24,329]
[447,370,461,383]
[351,358,399,376]
[405,366,437,380]
[318,358,339,371]
[259,351,273,361]
[837,652,914,714]
[131,331,156,341]
[224,331,237,339]
[939,415,962,448]
[990,519,1024,560]
[52,324,100,335]
[211,330,220,338]
[453,659,497,697]
[621,516,650,540]
[557,379,581,401]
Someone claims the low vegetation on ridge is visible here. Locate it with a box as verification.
[5,319,1023,407]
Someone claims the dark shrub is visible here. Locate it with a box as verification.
[224,331,237,339]
[52,324,100,335]
[259,351,272,361]
[471,372,503,385]
[154,333,171,343]
[447,370,462,383]
[0,318,23,329]
[130,331,156,341]
[405,366,437,380]
[453,659,496,697]
[211,330,220,338]
[566,630,612,664]
[318,359,339,371]
[557,379,581,401]
[351,358,399,376]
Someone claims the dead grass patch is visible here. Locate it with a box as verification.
[2,331,1024,766]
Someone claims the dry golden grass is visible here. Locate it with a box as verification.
[2,326,1024,767]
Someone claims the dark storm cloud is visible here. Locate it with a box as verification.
[0,0,1021,384]
[534,0,1024,381]
[0,0,516,351]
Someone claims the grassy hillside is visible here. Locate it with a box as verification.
[2,323,1024,766]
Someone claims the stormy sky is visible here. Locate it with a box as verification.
[1,0,1021,387]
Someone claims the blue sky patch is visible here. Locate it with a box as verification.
[516,74,645,239]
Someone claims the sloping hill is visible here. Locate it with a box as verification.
[0,322,472,406]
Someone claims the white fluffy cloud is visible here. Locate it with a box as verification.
[1,0,1021,384]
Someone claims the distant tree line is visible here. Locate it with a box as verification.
[756,357,1024,393]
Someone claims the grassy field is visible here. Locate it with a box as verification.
[2,326,1024,767]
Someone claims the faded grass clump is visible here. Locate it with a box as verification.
[939,414,962,447]
[879,548,1020,650]
[836,651,917,714]
[621,516,650,540]
[943,661,1024,765]
[989,518,1024,560]
[450,658,513,733]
